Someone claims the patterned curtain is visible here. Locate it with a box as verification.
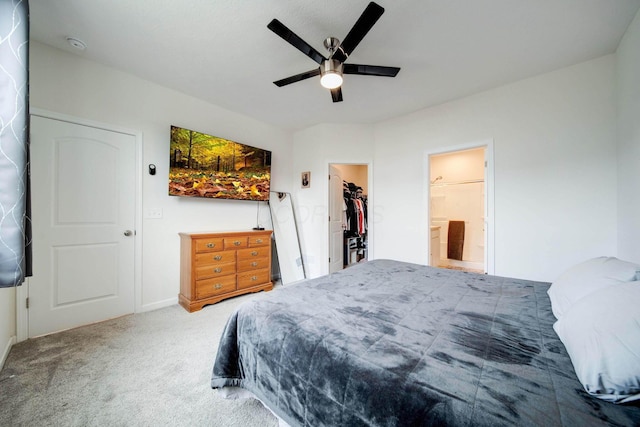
[0,0,31,288]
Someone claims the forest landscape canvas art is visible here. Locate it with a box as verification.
[169,126,271,201]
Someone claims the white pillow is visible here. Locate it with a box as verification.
[547,257,640,319]
[553,282,640,403]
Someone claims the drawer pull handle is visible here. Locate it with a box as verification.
[233,241,241,246]
[256,239,263,243]
[251,262,258,267]
[214,284,223,290]
[214,255,222,261]
[251,276,258,281]
[214,268,222,273]
[206,243,216,248]
[251,251,258,256]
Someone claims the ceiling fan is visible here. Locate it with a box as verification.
[267,2,400,102]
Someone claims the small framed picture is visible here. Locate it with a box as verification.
[301,171,310,188]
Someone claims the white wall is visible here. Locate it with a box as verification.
[373,56,617,281]
[333,164,368,194]
[28,42,293,311]
[291,56,617,283]
[429,148,485,184]
[292,123,374,278]
[616,10,640,264]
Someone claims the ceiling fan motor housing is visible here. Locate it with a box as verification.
[324,37,341,56]
[320,59,343,75]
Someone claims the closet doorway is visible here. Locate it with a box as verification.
[329,164,369,273]
[428,145,493,274]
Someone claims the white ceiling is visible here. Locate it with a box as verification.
[29,0,640,131]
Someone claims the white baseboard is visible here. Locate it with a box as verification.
[1,335,16,371]
[139,297,178,313]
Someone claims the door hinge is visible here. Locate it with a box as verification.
[26,297,29,309]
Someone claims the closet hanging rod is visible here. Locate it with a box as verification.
[430,179,484,187]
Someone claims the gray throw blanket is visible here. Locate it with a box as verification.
[212,259,640,426]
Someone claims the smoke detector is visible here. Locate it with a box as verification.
[66,37,87,51]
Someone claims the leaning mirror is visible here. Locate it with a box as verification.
[268,191,306,284]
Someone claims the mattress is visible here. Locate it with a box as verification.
[211,259,640,426]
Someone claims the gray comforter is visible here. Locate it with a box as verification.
[211,259,640,426]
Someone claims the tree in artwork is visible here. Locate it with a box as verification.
[169,126,271,201]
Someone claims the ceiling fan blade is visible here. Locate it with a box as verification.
[274,68,321,87]
[330,87,343,103]
[268,19,327,65]
[343,64,400,77]
[332,2,384,62]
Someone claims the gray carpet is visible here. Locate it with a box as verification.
[0,293,279,427]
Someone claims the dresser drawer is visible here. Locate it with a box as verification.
[237,269,270,290]
[248,235,270,247]
[237,257,269,272]
[224,237,247,250]
[194,238,224,253]
[195,275,236,299]
[195,250,235,266]
[237,246,269,261]
[194,261,236,281]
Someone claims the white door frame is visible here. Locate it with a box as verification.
[425,140,495,274]
[326,161,373,273]
[328,165,345,273]
[16,109,143,342]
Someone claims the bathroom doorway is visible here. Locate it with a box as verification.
[428,145,492,273]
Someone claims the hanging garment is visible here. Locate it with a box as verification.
[447,220,465,261]
[362,198,368,228]
[342,199,348,231]
[345,196,358,237]
[354,198,366,235]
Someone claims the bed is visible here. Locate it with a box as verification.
[211,259,640,426]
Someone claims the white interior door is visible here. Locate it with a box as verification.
[29,116,136,337]
[329,165,344,273]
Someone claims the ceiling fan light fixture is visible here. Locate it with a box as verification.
[320,59,343,89]
[320,72,343,89]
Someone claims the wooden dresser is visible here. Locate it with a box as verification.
[179,230,273,312]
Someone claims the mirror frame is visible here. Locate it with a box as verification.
[268,191,306,284]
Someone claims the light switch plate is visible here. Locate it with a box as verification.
[145,208,163,219]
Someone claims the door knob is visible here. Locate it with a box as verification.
[124,230,134,236]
